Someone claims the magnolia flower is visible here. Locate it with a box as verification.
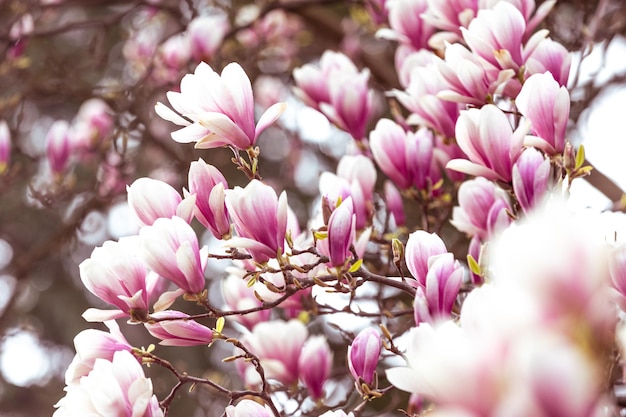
[438,42,515,106]
[347,327,381,385]
[145,310,214,346]
[127,178,194,226]
[187,14,229,62]
[298,335,333,399]
[516,72,570,155]
[450,177,512,240]
[80,236,163,322]
[223,269,270,331]
[447,104,527,182]
[461,2,527,71]
[384,181,405,226]
[225,400,274,417]
[370,119,435,191]
[376,0,435,51]
[46,120,72,174]
[225,179,288,263]
[71,98,113,151]
[405,230,448,286]
[187,158,230,239]
[0,120,10,174]
[64,321,133,386]
[155,62,286,150]
[317,198,356,268]
[524,38,571,86]
[139,216,208,294]
[512,147,551,213]
[424,254,464,318]
[242,319,308,385]
[54,350,163,417]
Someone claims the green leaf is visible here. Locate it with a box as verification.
[348,258,363,273]
[467,254,481,276]
[575,144,585,170]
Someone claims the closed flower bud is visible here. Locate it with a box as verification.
[145,310,214,346]
[298,335,333,399]
[46,120,72,174]
[347,327,381,385]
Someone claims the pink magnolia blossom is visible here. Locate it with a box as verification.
[317,197,357,268]
[46,120,72,174]
[438,43,515,106]
[347,327,382,385]
[405,230,448,286]
[413,287,433,325]
[364,0,388,25]
[421,0,479,47]
[461,2,527,71]
[225,179,288,263]
[447,104,527,182]
[71,98,113,151]
[293,51,360,110]
[320,411,355,417]
[377,0,436,51]
[127,178,194,227]
[298,335,333,399]
[516,72,570,155]
[54,350,163,417]
[512,147,551,213]
[222,267,270,330]
[187,158,230,239]
[225,400,274,417]
[64,321,133,386]
[451,177,512,240]
[393,64,460,140]
[293,51,373,140]
[384,180,405,226]
[610,244,626,311]
[370,119,435,190]
[319,155,375,230]
[188,15,229,62]
[80,236,163,322]
[145,310,214,346]
[139,216,208,294]
[0,120,10,174]
[318,68,374,141]
[158,33,191,70]
[424,253,464,319]
[242,319,308,385]
[524,38,571,86]
[155,62,286,150]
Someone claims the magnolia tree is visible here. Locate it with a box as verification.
[2,0,626,416]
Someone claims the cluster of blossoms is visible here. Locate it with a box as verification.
[50,1,626,416]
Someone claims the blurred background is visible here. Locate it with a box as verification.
[0,0,625,415]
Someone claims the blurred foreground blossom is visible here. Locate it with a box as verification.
[64,321,133,385]
[388,198,615,416]
[54,350,163,417]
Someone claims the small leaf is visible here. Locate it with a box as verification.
[215,317,225,334]
[575,144,585,170]
[467,254,481,276]
[314,230,328,240]
[246,275,257,288]
[391,238,404,264]
[348,258,363,273]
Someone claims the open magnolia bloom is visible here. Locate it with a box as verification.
[155,61,286,150]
